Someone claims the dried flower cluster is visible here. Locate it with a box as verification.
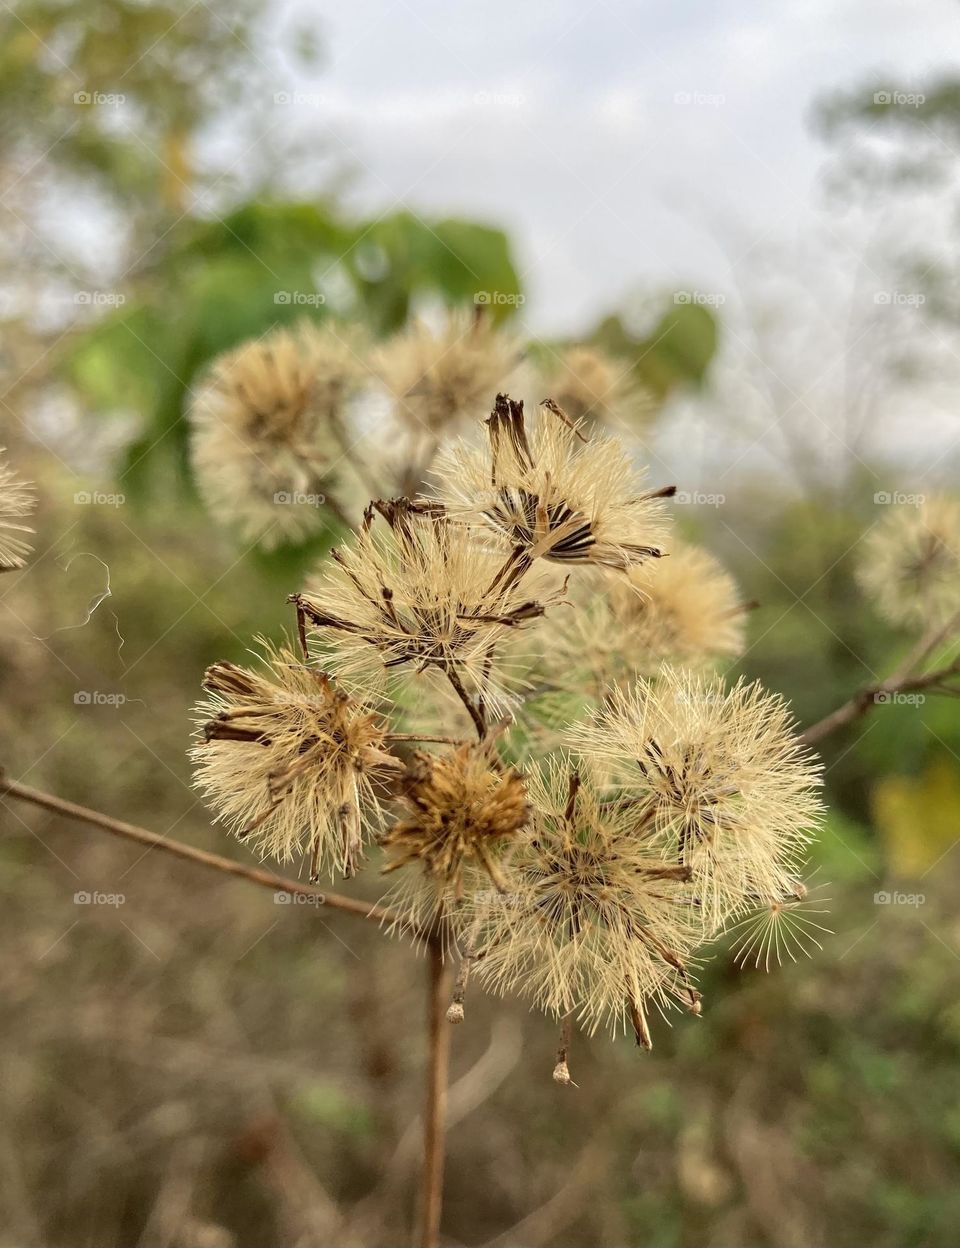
[189,321,368,548]
[293,497,566,715]
[190,332,825,1067]
[541,542,749,694]
[381,743,529,929]
[857,494,960,630]
[191,640,401,878]
[374,313,523,439]
[0,450,35,572]
[542,345,655,431]
[433,393,672,572]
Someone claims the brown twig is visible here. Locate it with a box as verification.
[800,653,960,746]
[0,773,409,931]
[444,663,486,740]
[420,940,453,1248]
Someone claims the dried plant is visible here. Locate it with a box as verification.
[857,494,960,629]
[0,449,35,572]
[381,742,529,929]
[540,344,655,431]
[375,312,523,439]
[189,321,368,547]
[727,879,832,972]
[13,311,960,1248]
[540,542,749,694]
[191,639,402,878]
[292,497,566,718]
[461,758,702,1045]
[571,667,823,927]
[432,393,672,574]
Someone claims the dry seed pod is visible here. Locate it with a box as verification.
[191,639,401,879]
[190,321,367,548]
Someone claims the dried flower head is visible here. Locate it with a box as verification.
[857,494,960,630]
[293,499,565,716]
[570,667,823,927]
[190,321,367,548]
[0,450,35,572]
[542,544,748,693]
[541,345,654,430]
[381,743,529,928]
[727,878,831,972]
[374,313,522,438]
[433,394,672,574]
[463,759,702,1044]
[191,640,401,879]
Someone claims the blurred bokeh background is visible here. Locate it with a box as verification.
[2,3,960,1245]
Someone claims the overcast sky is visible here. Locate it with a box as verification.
[264,0,960,337]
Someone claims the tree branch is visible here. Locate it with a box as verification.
[0,773,412,931]
[800,652,960,746]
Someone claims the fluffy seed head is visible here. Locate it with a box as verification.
[0,450,35,572]
[189,322,367,548]
[381,743,529,924]
[541,345,655,430]
[570,667,823,928]
[857,495,960,629]
[190,640,401,879]
[294,499,566,713]
[542,543,748,693]
[462,759,702,1039]
[375,313,522,437]
[432,394,672,572]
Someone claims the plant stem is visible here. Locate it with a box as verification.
[444,664,486,740]
[420,940,453,1248]
[800,652,960,746]
[0,773,408,930]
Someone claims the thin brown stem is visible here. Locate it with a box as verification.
[553,1014,573,1085]
[444,664,486,740]
[420,940,453,1248]
[0,774,410,931]
[800,652,960,746]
